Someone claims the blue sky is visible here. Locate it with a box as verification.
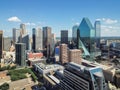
[0,0,120,37]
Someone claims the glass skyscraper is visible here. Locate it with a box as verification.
[94,21,101,48]
[15,43,26,66]
[61,30,68,44]
[78,17,95,59]
[72,25,79,44]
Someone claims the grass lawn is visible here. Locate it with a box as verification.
[8,68,37,82]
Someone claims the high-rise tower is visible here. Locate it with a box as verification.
[94,21,101,48]
[78,18,95,60]
[61,30,68,44]
[32,28,43,51]
[20,23,26,35]
[15,43,26,66]
[43,26,52,58]
[0,30,3,59]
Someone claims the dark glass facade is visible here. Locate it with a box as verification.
[15,43,26,66]
[61,30,68,44]
[32,28,43,51]
[43,27,52,58]
[78,18,95,59]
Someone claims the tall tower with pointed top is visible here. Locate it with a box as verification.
[78,17,95,60]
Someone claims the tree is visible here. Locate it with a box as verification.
[0,83,9,90]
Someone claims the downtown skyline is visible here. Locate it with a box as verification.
[0,0,120,37]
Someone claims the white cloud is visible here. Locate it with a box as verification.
[101,25,120,37]
[96,18,101,21]
[8,16,21,22]
[101,18,118,24]
[24,22,36,26]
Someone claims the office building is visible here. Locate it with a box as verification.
[68,49,82,64]
[20,23,26,35]
[0,30,3,59]
[60,62,107,90]
[72,25,79,44]
[59,44,68,64]
[43,26,52,58]
[43,26,52,48]
[50,33,55,57]
[22,34,29,50]
[32,28,43,51]
[61,30,68,44]
[78,17,95,59]
[3,37,12,51]
[15,43,26,66]
[12,28,20,43]
[94,21,101,48]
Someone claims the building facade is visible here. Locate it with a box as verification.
[68,49,82,64]
[94,21,101,48]
[12,28,20,43]
[15,43,26,66]
[0,30,3,59]
[72,25,79,44]
[3,37,12,51]
[59,44,68,64]
[32,28,43,51]
[78,17,95,59]
[61,30,68,44]
[60,62,107,90]
[21,34,29,50]
[43,26,52,58]
[20,23,26,35]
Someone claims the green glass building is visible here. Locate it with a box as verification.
[78,17,95,60]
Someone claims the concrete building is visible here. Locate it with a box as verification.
[50,33,55,57]
[60,62,107,90]
[68,49,82,64]
[20,23,26,35]
[32,28,43,51]
[0,30,3,59]
[59,44,68,64]
[61,30,68,44]
[15,43,26,66]
[33,63,64,75]
[94,21,101,48]
[12,28,20,43]
[3,37,12,51]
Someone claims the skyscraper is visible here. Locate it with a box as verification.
[32,28,43,51]
[12,28,20,43]
[72,25,79,44]
[0,30,3,59]
[94,21,101,48]
[59,44,68,64]
[20,23,26,35]
[50,33,55,57]
[22,34,29,50]
[78,17,95,59]
[61,30,68,44]
[15,43,26,66]
[43,26,52,58]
